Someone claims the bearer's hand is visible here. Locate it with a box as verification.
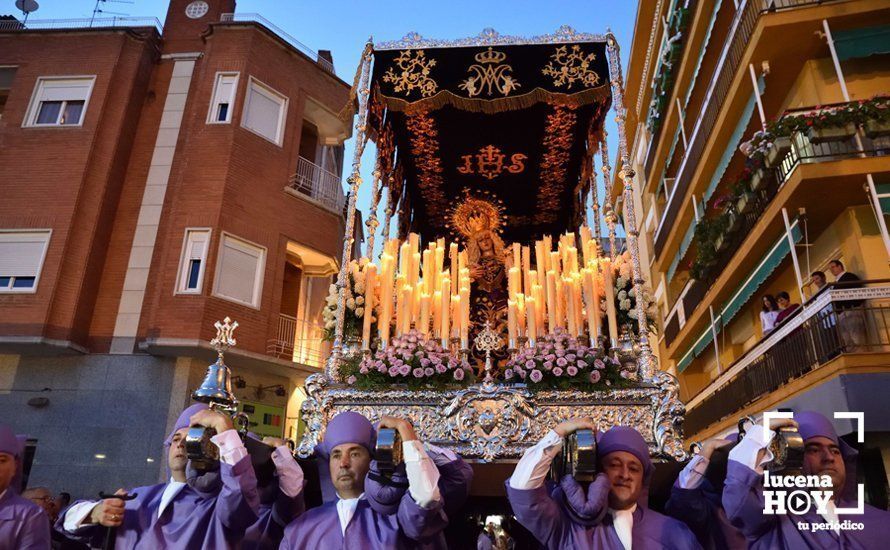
[262,436,288,448]
[700,437,734,460]
[190,409,235,434]
[379,415,418,443]
[553,417,597,438]
[89,489,126,527]
[768,417,798,432]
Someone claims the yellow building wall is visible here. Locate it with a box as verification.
[781,57,890,111]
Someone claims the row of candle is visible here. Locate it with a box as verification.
[359,228,621,351]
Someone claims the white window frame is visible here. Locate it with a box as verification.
[23,76,96,128]
[207,72,239,125]
[0,229,52,294]
[241,76,288,146]
[212,232,266,309]
[175,228,212,295]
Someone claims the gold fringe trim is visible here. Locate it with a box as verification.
[379,84,611,115]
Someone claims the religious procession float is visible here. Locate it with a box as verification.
[292,27,687,467]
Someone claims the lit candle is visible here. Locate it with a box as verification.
[546,270,557,332]
[602,259,619,346]
[516,294,526,339]
[550,251,561,278]
[460,286,470,348]
[402,285,413,335]
[507,300,518,349]
[361,264,377,350]
[527,296,538,344]
[378,255,393,346]
[451,294,461,339]
[399,242,410,276]
[432,289,442,337]
[582,268,600,346]
[565,277,577,336]
[440,278,451,348]
[450,243,459,294]
[533,283,545,329]
[508,267,520,300]
[555,277,565,330]
[418,292,431,336]
[512,243,521,269]
[412,252,421,287]
[522,245,532,297]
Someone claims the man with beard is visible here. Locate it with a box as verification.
[723,410,890,548]
[57,403,259,548]
[0,424,50,549]
[506,419,700,549]
[279,412,449,548]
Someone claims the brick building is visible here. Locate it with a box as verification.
[0,0,352,495]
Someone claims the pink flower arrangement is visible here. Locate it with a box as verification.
[340,329,474,389]
[504,328,625,389]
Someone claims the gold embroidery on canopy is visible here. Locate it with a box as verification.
[458,145,527,180]
[459,48,521,98]
[542,45,601,89]
[383,50,439,98]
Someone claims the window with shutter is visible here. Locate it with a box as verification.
[213,233,266,308]
[241,77,287,145]
[176,229,211,294]
[208,72,239,124]
[0,230,52,293]
[24,77,95,127]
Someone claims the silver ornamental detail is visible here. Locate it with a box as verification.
[375,26,608,51]
[474,321,502,384]
[297,374,687,462]
[210,317,238,359]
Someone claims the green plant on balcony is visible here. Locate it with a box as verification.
[691,217,718,281]
[733,179,756,214]
[766,95,890,143]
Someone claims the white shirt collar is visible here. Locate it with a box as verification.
[158,478,187,518]
[609,504,637,550]
[336,493,365,535]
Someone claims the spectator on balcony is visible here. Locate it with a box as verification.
[759,295,780,335]
[773,292,801,326]
[828,260,866,346]
[810,271,827,295]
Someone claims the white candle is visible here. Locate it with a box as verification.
[602,259,619,346]
[440,278,451,348]
[507,300,518,349]
[527,296,538,344]
[418,292,431,336]
[361,264,377,350]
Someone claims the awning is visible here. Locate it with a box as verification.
[677,219,802,372]
[834,25,890,62]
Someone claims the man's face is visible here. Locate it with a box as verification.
[0,452,16,493]
[602,451,644,510]
[25,488,55,516]
[829,263,843,276]
[814,274,826,287]
[167,428,189,474]
[330,443,371,499]
[803,436,845,496]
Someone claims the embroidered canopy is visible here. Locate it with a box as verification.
[368,29,613,244]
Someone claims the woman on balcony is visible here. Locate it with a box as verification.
[773,291,801,326]
[759,294,780,335]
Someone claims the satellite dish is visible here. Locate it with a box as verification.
[15,0,39,12]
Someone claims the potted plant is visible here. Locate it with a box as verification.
[748,167,766,191]
[865,118,890,138]
[807,122,857,144]
[736,189,755,214]
[765,135,792,168]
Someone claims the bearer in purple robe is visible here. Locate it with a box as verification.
[0,423,51,549]
[507,418,701,549]
[243,435,306,550]
[57,403,259,549]
[665,436,746,550]
[279,411,449,549]
[722,410,890,549]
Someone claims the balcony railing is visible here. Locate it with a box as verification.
[684,282,890,435]
[0,17,162,33]
[219,13,335,74]
[286,156,346,214]
[652,0,840,257]
[774,131,890,184]
[267,314,325,369]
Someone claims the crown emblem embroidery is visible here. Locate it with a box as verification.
[459,47,521,98]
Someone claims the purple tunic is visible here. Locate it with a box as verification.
[665,480,746,550]
[243,489,306,550]
[0,489,51,550]
[57,455,259,549]
[279,493,447,550]
[507,482,700,550]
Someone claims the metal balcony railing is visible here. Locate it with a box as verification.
[267,314,326,369]
[0,17,162,33]
[774,131,890,184]
[287,156,346,214]
[652,0,841,257]
[684,282,890,435]
[219,14,335,74]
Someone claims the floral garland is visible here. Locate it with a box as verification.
[504,328,631,390]
[322,259,377,342]
[339,329,474,389]
[610,251,658,334]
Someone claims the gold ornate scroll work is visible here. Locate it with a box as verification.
[382,50,439,98]
[459,48,521,97]
[407,111,448,226]
[542,45,601,89]
[536,104,578,224]
[458,145,527,180]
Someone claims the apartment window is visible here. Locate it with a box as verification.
[24,77,95,127]
[207,72,239,124]
[176,229,211,294]
[241,77,287,145]
[213,233,266,308]
[0,230,51,293]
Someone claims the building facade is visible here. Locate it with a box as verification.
[0,0,352,495]
[617,0,890,503]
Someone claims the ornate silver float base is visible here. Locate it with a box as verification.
[297,370,687,463]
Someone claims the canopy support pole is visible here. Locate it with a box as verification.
[381,178,395,244]
[607,34,656,381]
[364,162,383,259]
[589,154,603,246]
[327,39,374,380]
[599,134,618,261]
